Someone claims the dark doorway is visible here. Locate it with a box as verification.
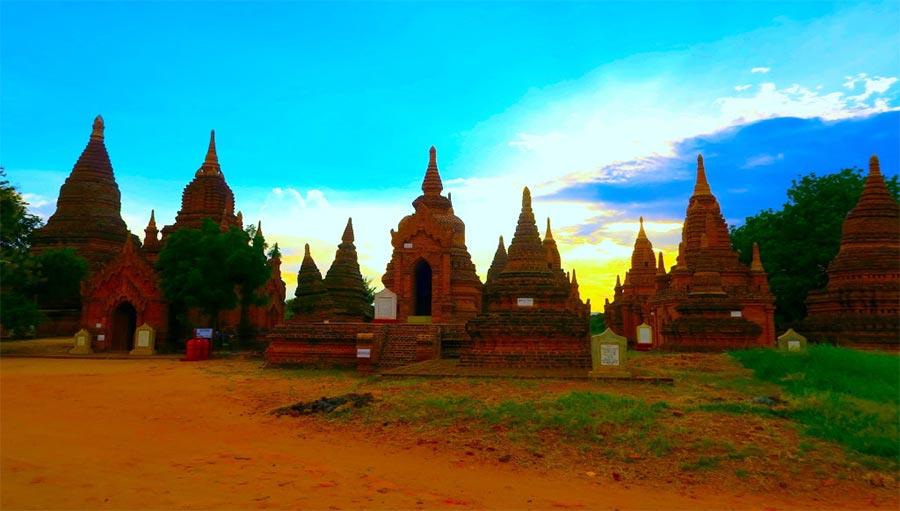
[413,260,432,316]
[111,302,137,351]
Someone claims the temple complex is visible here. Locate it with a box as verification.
[605,217,658,342]
[802,155,900,349]
[646,155,776,350]
[381,147,482,323]
[462,187,591,368]
[32,117,285,350]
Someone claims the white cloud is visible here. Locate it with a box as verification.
[734,84,752,91]
[715,79,899,123]
[742,153,784,169]
[751,67,771,74]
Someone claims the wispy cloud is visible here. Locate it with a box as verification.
[751,67,771,74]
[734,84,752,91]
[741,153,784,169]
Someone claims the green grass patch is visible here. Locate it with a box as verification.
[730,345,899,462]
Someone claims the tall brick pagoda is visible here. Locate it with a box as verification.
[161,130,241,237]
[32,115,130,270]
[647,155,775,350]
[382,147,482,323]
[462,187,591,368]
[803,155,900,349]
[323,218,372,321]
[605,217,658,341]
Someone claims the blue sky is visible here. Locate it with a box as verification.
[3,1,898,307]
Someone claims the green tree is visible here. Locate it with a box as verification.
[155,218,270,340]
[1,171,44,335]
[730,168,900,328]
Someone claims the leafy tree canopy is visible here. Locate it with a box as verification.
[730,168,899,328]
[1,171,87,335]
[155,218,271,330]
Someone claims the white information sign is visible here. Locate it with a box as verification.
[97,334,106,341]
[403,243,413,249]
[637,327,651,344]
[137,330,150,347]
[600,345,620,366]
[516,298,534,307]
[788,340,801,351]
[730,311,743,318]
[357,348,371,358]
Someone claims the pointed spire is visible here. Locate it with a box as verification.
[523,186,532,208]
[657,251,666,275]
[693,154,712,196]
[236,211,243,227]
[571,268,578,285]
[256,220,263,238]
[147,209,157,229]
[637,216,647,239]
[750,242,765,272]
[421,146,444,195]
[304,243,311,258]
[543,217,562,270]
[615,274,622,288]
[870,154,881,176]
[91,115,105,141]
[486,235,509,283]
[544,218,554,240]
[198,130,222,175]
[342,218,354,243]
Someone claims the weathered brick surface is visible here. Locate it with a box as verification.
[264,322,466,369]
[803,156,900,350]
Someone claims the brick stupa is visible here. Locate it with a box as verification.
[462,187,591,368]
[323,218,372,321]
[382,147,482,323]
[161,130,241,237]
[605,217,658,341]
[648,155,775,350]
[803,155,900,349]
[289,243,336,322]
[32,115,130,270]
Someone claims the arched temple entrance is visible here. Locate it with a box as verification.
[413,260,433,316]
[111,302,137,351]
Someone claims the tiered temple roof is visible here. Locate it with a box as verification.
[161,130,241,237]
[382,147,482,323]
[803,155,899,349]
[323,218,372,321]
[605,217,659,341]
[647,155,775,350]
[462,187,590,368]
[32,115,130,270]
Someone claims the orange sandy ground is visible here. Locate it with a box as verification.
[1,356,896,511]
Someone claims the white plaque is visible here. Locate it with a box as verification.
[77,336,86,346]
[403,243,413,249]
[137,331,150,347]
[97,334,106,341]
[95,323,102,328]
[638,328,651,344]
[600,345,620,366]
[730,311,742,318]
[357,348,371,358]
[517,298,534,307]
[788,340,801,351]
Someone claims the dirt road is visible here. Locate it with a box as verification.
[1,357,894,510]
